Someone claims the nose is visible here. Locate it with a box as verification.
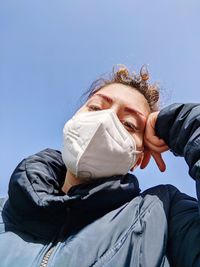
[109,106,121,119]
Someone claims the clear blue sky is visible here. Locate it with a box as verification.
[0,0,199,197]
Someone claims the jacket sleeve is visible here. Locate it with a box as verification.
[155,103,200,180]
[155,103,200,267]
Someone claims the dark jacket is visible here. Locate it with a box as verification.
[0,103,200,267]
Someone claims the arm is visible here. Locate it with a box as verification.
[155,103,200,180]
[147,103,200,267]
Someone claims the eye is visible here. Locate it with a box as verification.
[88,105,102,111]
[122,121,137,132]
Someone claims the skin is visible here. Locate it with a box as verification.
[62,83,169,193]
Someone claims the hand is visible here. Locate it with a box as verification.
[140,111,169,172]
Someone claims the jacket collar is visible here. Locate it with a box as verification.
[8,148,141,239]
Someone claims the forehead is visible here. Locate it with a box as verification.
[93,83,151,117]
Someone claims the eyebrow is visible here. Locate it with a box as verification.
[92,93,147,121]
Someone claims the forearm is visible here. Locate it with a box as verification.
[155,103,200,266]
[155,103,200,180]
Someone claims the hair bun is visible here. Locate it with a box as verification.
[140,65,149,82]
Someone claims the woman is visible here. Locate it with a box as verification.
[0,65,199,267]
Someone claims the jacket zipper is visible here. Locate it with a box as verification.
[39,246,55,267]
[39,209,70,267]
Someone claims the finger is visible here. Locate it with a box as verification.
[145,126,167,147]
[144,134,168,151]
[140,150,151,169]
[145,114,167,147]
[145,118,164,142]
[144,142,169,153]
[145,137,167,147]
[151,151,166,172]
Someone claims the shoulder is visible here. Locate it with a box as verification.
[0,197,8,234]
[141,184,198,218]
[141,184,179,200]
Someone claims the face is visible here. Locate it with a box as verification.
[76,83,151,153]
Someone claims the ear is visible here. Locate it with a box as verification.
[130,153,144,172]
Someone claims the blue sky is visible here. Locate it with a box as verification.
[0,0,199,197]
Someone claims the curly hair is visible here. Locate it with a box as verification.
[82,65,160,112]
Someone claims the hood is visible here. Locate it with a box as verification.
[6,148,141,241]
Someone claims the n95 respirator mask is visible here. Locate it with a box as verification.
[62,109,142,179]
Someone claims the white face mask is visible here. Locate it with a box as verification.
[62,109,143,180]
